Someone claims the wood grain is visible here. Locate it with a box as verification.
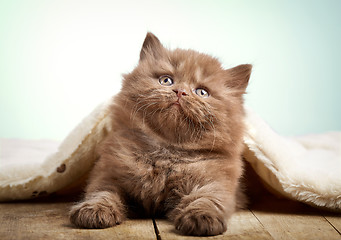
[0,200,156,240]
[0,195,340,240]
[250,196,341,240]
[155,210,273,240]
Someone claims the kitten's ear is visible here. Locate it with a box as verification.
[225,64,252,93]
[140,32,165,61]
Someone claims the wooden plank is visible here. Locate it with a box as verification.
[250,196,341,240]
[155,209,273,239]
[1,194,339,240]
[0,199,156,240]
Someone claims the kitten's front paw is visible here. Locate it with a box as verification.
[69,192,125,229]
[174,210,227,236]
[170,199,228,237]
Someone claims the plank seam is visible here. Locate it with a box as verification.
[249,208,275,240]
[152,218,162,240]
[249,208,265,228]
[324,216,341,236]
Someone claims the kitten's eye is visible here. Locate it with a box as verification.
[159,76,173,86]
[195,88,209,98]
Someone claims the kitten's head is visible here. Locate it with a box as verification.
[121,33,251,147]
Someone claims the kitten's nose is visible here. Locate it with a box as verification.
[173,89,188,98]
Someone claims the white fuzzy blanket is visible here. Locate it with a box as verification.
[1,100,340,212]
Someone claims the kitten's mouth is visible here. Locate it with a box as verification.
[172,99,182,107]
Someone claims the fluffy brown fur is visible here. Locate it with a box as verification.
[70,33,252,236]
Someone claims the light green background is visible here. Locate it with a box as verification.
[1,0,340,141]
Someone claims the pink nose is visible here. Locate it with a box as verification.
[173,89,188,98]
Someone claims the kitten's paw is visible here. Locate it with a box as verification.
[174,210,227,236]
[69,192,125,229]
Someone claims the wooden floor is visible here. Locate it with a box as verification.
[0,193,340,240]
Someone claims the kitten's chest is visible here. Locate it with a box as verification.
[135,144,205,172]
[126,147,184,213]
[116,130,208,185]
[132,146,202,193]
[134,147,182,180]
[117,131,218,213]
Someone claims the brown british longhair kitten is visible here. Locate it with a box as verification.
[70,33,252,236]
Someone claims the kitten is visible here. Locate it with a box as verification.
[69,33,251,236]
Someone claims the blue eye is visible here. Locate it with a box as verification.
[195,88,209,98]
[159,76,173,86]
